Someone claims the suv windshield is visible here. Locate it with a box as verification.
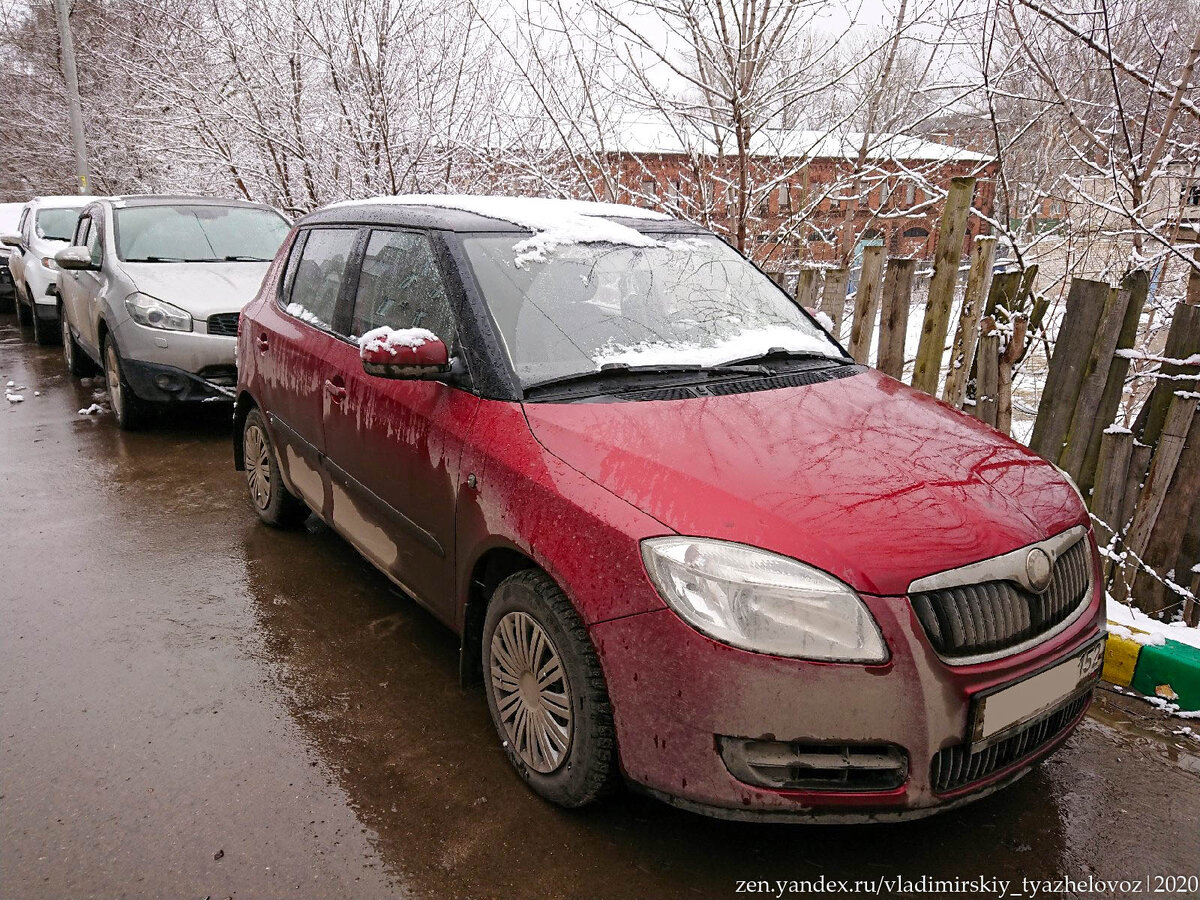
[461,233,844,387]
[115,204,289,262]
[35,207,83,242]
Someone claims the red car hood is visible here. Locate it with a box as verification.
[523,369,1086,596]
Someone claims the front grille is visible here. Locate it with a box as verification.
[911,538,1091,660]
[930,693,1089,793]
[619,363,864,402]
[719,737,908,792]
[207,312,240,336]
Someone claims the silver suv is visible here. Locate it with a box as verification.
[55,195,290,429]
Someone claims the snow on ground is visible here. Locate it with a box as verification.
[78,404,105,416]
[359,326,438,354]
[1107,595,1200,650]
[593,324,841,369]
[327,195,668,266]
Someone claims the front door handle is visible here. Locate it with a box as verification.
[324,377,347,402]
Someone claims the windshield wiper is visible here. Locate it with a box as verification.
[222,255,272,261]
[524,362,772,397]
[719,346,848,368]
[124,256,205,263]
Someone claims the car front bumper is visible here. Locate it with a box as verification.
[112,319,238,403]
[589,576,1105,822]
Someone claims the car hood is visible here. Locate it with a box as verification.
[522,368,1086,596]
[121,261,271,316]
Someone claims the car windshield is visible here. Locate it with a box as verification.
[115,204,289,262]
[35,207,83,242]
[460,232,844,387]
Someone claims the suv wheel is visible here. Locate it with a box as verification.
[242,408,308,526]
[31,302,57,346]
[103,336,152,430]
[483,569,618,808]
[15,291,31,328]
[61,308,94,376]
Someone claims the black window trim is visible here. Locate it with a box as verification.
[275,223,362,343]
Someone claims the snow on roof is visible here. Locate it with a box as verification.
[329,194,670,266]
[611,122,991,163]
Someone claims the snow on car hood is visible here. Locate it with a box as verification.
[523,368,1087,596]
[120,261,271,317]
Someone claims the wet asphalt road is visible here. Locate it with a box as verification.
[2,313,1199,900]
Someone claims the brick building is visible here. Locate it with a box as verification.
[594,125,997,268]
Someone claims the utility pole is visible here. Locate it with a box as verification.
[52,0,90,194]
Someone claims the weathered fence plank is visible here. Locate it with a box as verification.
[795,268,819,309]
[1092,428,1134,528]
[1028,277,1110,463]
[819,268,850,341]
[973,320,1000,427]
[943,236,997,407]
[1138,302,1200,448]
[911,176,976,394]
[996,315,1026,436]
[848,246,885,364]
[877,258,917,379]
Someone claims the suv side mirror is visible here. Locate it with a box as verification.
[54,246,98,271]
[1,234,21,248]
[360,327,451,380]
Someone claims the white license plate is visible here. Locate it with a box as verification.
[971,638,1105,746]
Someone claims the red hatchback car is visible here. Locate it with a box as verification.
[234,196,1106,822]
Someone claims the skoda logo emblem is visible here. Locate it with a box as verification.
[1026,548,1053,593]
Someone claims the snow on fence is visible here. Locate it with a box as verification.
[769,186,1200,627]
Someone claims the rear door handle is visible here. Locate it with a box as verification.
[324,377,347,402]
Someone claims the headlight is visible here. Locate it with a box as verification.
[640,537,887,662]
[125,292,193,332]
[41,256,58,270]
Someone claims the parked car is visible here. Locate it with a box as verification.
[1,195,88,343]
[54,195,290,428]
[234,195,1105,823]
[0,201,23,313]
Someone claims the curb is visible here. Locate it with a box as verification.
[1102,621,1200,711]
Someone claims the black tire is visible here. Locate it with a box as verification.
[242,408,308,527]
[31,302,57,345]
[0,288,13,314]
[60,305,94,376]
[483,569,618,808]
[15,290,31,327]
[102,335,153,430]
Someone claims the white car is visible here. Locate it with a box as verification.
[2,195,89,344]
[0,202,22,313]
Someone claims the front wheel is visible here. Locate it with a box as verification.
[483,569,618,808]
[103,336,153,430]
[242,408,308,527]
[61,308,94,376]
[31,303,57,346]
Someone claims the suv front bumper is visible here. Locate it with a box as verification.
[112,319,238,403]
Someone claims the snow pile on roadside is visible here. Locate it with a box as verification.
[359,326,438,354]
[1107,594,1200,650]
[593,324,841,369]
[78,404,105,416]
[327,195,668,266]
[6,380,26,403]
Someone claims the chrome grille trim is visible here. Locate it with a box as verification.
[908,527,1094,666]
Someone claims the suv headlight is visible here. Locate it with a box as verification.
[125,292,193,332]
[640,537,887,662]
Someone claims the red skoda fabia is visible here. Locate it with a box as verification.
[235,196,1106,822]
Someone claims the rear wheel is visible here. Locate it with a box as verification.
[483,569,618,808]
[243,408,308,527]
[103,336,153,430]
[60,307,94,376]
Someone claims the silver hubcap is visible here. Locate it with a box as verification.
[490,611,573,774]
[105,344,122,418]
[244,424,272,510]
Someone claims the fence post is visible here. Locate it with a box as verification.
[1077,270,1150,494]
[848,246,885,365]
[942,236,997,407]
[1059,282,1131,481]
[877,257,917,379]
[911,176,976,394]
[1028,277,1110,463]
[819,268,850,341]
[1092,428,1134,532]
[1112,392,1198,610]
[795,268,819,309]
[1137,302,1200,448]
[996,315,1025,436]
[973,319,1000,427]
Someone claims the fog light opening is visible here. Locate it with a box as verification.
[155,373,184,392]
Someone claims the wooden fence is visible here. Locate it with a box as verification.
[771,183,1200,624]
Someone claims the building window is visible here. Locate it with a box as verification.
[640,178,657,207]
[902,226,930,238]
[777,183,791,210]
[1183,184,1200,206]
[904,183,916,206]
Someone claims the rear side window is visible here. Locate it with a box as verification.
[350,230,457,346]
[286,228,357,331]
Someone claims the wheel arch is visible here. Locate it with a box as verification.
[232,390,258,471]
[459,545,540,687]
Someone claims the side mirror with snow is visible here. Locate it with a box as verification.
[1,234,21,249]
[359,326,451,380]
[54,246,98,271]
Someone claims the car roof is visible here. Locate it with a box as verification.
[102,194,280,212]
[28,195,94,209]
[298,194,707,235]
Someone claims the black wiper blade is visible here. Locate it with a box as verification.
[125,255,204,262]
[222,255,272,261]
[719,346,846,367]
[524,362,771,396]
